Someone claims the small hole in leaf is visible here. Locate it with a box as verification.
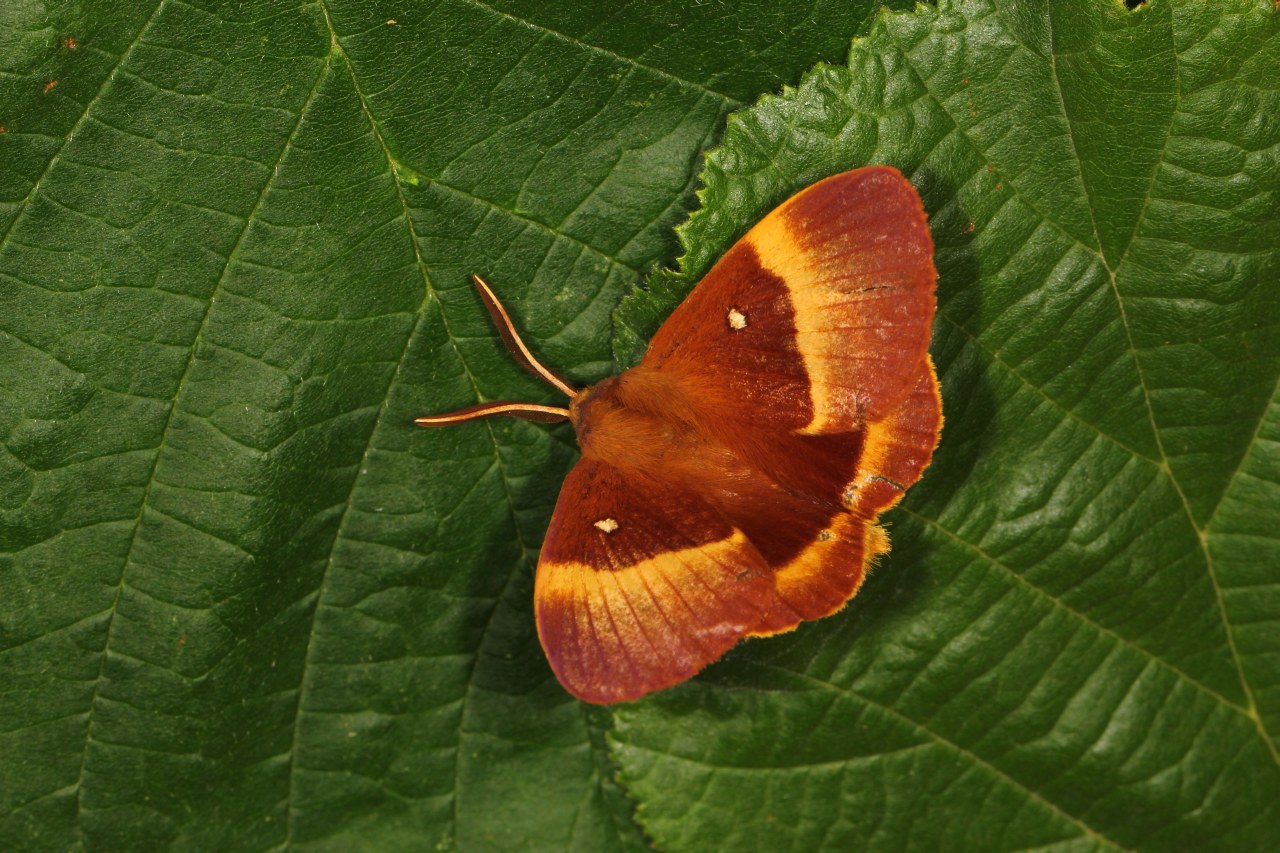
[1124,0,1146,9]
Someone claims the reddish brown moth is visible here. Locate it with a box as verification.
[419,166,942,704]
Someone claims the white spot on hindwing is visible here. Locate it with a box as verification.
[727,308,747,330]
[594,518,619,534]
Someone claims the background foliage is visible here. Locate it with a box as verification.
[2,0,1278,850]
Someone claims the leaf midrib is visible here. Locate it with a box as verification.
[889,2,1278,761]
[69,6,333,840]
[1043,3,1277,761]
[279,4,610,845]
[1203,373,1280,530]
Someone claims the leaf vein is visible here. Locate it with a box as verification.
[749,661,1130,852]
[901,507,1248,717]
[0,1,168,255]
[70,47,336,841]
[458,0,742,106]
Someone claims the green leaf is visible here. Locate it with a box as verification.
[5,0,1279,850]
[0,0,894,849]
[612,0,1280,851]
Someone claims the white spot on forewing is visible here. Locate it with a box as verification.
[594,518,619,534]
[727,308,747,330]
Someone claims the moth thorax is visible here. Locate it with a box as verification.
[571,372,697,473]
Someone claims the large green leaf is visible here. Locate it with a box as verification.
[3,0,1278,851]
[612,0,1280,850]
[0,1,893,849]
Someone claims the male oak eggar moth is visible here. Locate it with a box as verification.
[419,166,942,704]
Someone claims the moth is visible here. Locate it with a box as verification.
[419,166,941,704]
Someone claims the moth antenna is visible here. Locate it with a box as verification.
[416,401,571,427]
[472,275,577,398]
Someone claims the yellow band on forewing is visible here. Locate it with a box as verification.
[745,213,836,434]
